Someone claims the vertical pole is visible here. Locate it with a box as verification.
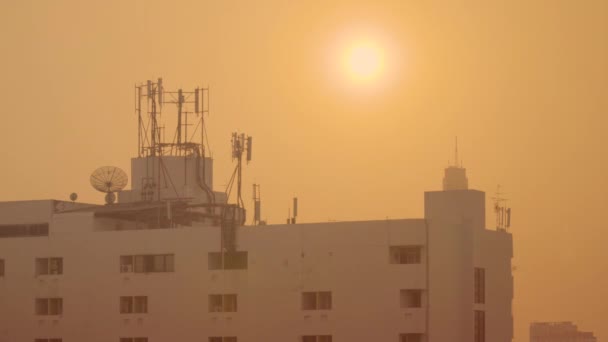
[177,89,183,152]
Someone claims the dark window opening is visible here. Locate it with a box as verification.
[302,335,332,342]
[390,246,422,264]
[475,310,485,342]
[209,337,237,342]
[400,333,423,342]
[401,289,423,308]
[36,298,62,316]
[208,251,248,270]
[302,291,332,310]
[0,223,49,238]
[121,254,174,273]
[474,268,485,304]
[209,294,237,312]
[36,258,63,276]
[120,296,148,314]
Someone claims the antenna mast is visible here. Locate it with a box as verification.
[225,133,253,208]
[252,184,261,225]
[136,79,210,158]
[492,185,512,231]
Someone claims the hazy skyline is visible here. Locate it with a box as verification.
[1,1,607,341]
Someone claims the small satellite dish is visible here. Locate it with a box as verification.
[90,166,128,205]
[69,193,78,202]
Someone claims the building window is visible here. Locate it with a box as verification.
[0,259,4,277]
[302,335,332,342]
[35,339,62,342]
[35,258,63,276]
[120,296,148,314]
[400,333,423,342]
[474,268,485,304]
[475,310,485,342]
[400,289,423,308]
[208,294,237,312]
[302,291,332,310]
[120,338,148,342]
[209,337,237,342]
[120,254,174,273]
[36,298,63,316]
[208,251,248,270]
[390,246,422,264]
[0,223,49,238]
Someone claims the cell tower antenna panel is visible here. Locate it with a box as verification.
[247,137,253,162]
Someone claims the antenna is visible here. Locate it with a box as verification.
[90,166,128,205]
[491,185,512,231]
[246,136,253,162]
[455,136,459,167]
[287,197,298,224]
[252,184,261,225]
[225,132,253,208]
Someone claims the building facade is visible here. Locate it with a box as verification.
[0,158,513,342]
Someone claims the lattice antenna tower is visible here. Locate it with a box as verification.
[136,78,210,158]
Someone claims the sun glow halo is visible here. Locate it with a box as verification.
[344,41,384,83]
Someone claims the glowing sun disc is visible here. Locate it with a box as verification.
[344,42,384,82]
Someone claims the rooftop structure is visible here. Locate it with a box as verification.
[0,80,514,342]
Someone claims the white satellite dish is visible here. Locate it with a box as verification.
[90,166,128,204]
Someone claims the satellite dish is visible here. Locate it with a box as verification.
[90,166,128,204]
[69,193,78,202]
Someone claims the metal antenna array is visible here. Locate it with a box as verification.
[135,79,210,158]
[492,185,512,231]
[134,78,213,202]
[225,133,252,208]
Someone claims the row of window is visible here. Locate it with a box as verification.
[33,290,424,316]
[33,335,424,342]
[0,223,49,238]
[0,246,424,279]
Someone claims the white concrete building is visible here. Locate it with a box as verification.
[530,322,597,342]
[0,156,513,342]
[0,79,512,342]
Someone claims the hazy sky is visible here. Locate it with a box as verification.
[1,1,607,340]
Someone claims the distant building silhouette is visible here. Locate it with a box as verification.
[443,138,468,191]
[530,322,597,342]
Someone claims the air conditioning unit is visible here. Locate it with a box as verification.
[121,264,133,273]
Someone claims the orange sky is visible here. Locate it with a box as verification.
[1,1,607,340]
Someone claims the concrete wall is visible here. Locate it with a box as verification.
[119,156,214,203]
[0,212,428,342]
[0,189,513,342]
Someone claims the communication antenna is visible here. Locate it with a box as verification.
[225,132,253,208]
[452,136,462,167]
[287,197,298,224]
[90,166,129,205]
[252,184,261,225]
[491,185,512,231]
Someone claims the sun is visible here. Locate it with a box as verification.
[344,41,384,83]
